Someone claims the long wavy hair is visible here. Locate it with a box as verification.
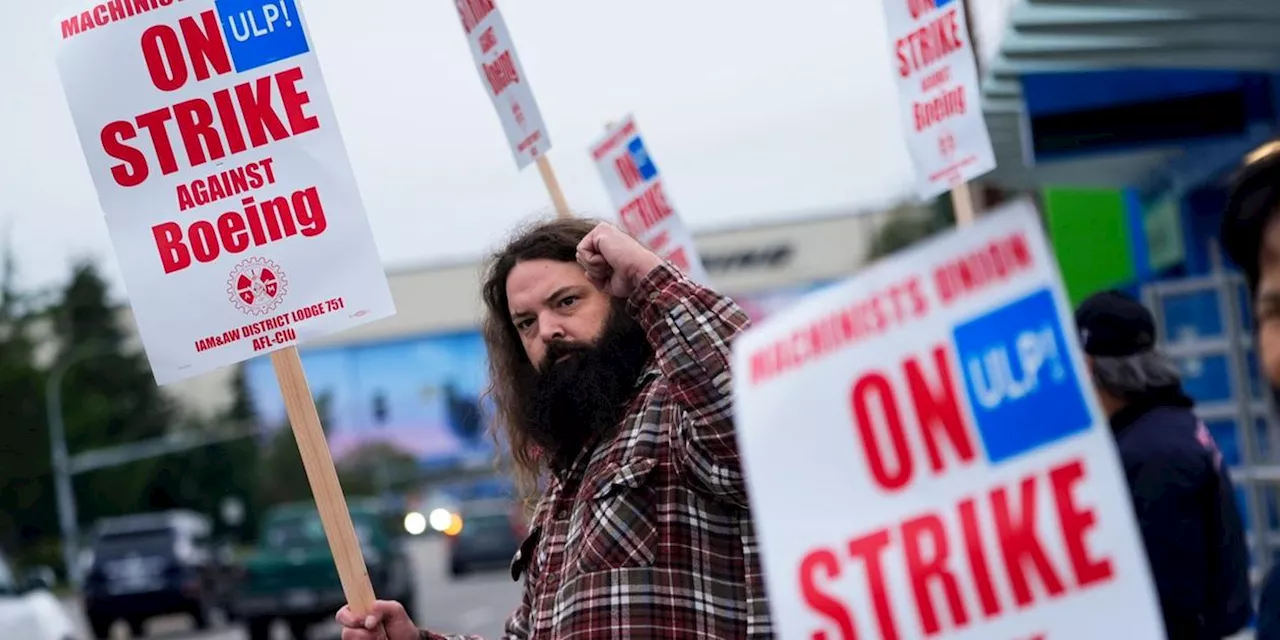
[480,217,601,500]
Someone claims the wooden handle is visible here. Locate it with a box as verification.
[950,182,977,226]
[536,155,573,219]
[270,346,377,615]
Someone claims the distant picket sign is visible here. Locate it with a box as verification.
[589,115,709,284]
[882,0,996,199]
[731,199,1165,639]
[454,0,551,169]
[55,0,396,385]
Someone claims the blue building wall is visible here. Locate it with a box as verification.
[1021,68,1280,576]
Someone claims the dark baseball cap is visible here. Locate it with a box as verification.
[1221,140,1280,292]
[1074,290,1157,358]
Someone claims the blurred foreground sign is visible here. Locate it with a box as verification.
[589,115,709,284]
[882,0,996,199]
[730,200,1164,639]
[55,0,395,385]
[454,0,551,169]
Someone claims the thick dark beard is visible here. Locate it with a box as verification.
[522,301,653,474]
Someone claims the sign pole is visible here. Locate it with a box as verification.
[884,0,994,225]
[951,182,978,226]
[949,0,983,229]
[54,0,398,623]
[454,2,564,219]
[271,346,377,614]
[535,155,573,219]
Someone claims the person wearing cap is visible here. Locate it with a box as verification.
[1076,290,1252,640]
[1222,142,1280,640]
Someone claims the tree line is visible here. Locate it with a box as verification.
[0,252,396,578]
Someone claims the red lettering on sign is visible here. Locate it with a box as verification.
[591,120,640,161]
[664,247,690,272]
[851,345,975,492]
[483,50,520,95]
[516,129,543,153]
[920,67,951,93]
[934,233,1034,305]
[644,230,670,254]
[176,158,278,212]
[991,477,1066,606]
[615,153,645,190]
[849,530,900,640]
[61,0,184,40]
[913,85,967,132]
[750,278,929,385]
[958,498,1001,617]
[140,10,232,93]
[905,0,937,20]
[455,0,496,34]
[852,373,913,491]
[908,347,975,473]
[798,549,857,640]
[152,186,328,274]
[903,514,968,634]
[895,8,964,79]
[478,26,498,54]
[100,67,320,188]
[797,458,1114,638]
[1050,460,1115,588]
[618,181,675,236]
[139,10,232,92]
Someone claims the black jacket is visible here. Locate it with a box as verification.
[1111,387,1253,640]
[1259,569,1280,639]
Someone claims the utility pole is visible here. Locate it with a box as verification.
[46,344,112,590]
[47,343,257,588]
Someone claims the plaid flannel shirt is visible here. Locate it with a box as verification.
[422,262,772,640]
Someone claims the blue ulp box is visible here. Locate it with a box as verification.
[215,0,310,73]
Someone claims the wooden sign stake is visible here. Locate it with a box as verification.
[951,182,978,226]
[950,0,984,229]
[270,346,377,615]
[536,155,573,219]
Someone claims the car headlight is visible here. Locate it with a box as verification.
[428,508,454,532]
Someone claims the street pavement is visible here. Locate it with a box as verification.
[62,537,1262,639]
[63,536,523,640]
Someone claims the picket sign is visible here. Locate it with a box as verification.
[453,0,571,219]
[883,0,997,211]
[537,155,574,220]
[730,199,1166,639]
[589,116,710,283]
[54,0,398,617]
[727,3,1161,636]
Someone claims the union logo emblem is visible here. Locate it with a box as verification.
[227,257,288,316]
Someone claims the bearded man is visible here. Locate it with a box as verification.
[337,219,771,639]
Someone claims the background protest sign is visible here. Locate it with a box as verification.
[589,115,709,284]
[55,0,396,615]
[882,0,996,201]
[55,0,396,386]
[731,200,1164,639]
[454,0,552,171]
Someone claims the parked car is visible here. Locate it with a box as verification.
[0,546,79,640]
[448,499,527,577]
[233,501,416,640]
[81,510,234,639]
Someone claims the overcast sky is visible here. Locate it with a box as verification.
[0,0,1013,299]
